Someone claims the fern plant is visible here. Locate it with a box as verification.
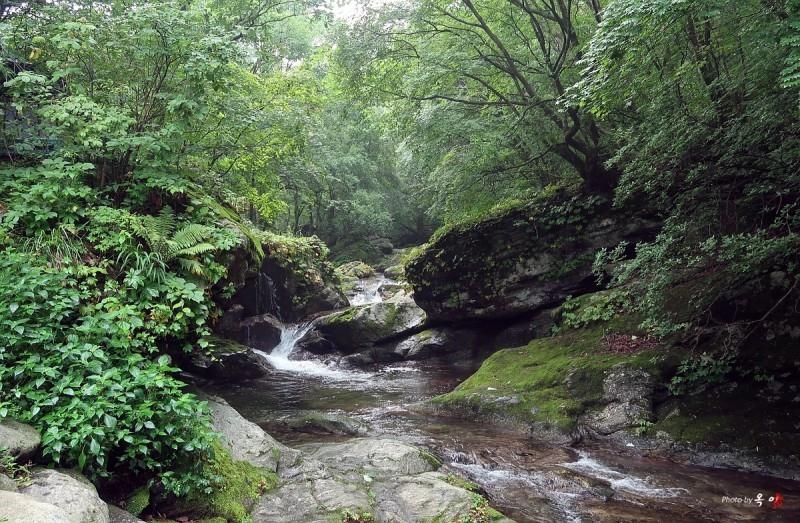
[131,207,218,280]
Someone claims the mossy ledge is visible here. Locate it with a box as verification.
[429,314,675,436]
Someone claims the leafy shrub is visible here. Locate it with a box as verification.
[555,290,631,333]
[0,250,217,495]
[669,351,736,396]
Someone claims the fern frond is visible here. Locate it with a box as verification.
[178,257,207,277]
[174,242,216,257]
[169,224,213,253]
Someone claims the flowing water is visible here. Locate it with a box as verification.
[348,274,396,306]
[208,287,800,522]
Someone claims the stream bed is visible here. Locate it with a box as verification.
[206,341,800,522]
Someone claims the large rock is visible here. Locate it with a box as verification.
[0,420,41,461]
[182,337,270,381]
[301,439,437,480]
[405,195,659,322]
[206,396,301,474]
[236,314,283,351]
[0,490,71,523]
[20,469,110,523]
[372,472,474,523]
[312,300,426,354]
[218,234,347,324]
[585,364,655,435]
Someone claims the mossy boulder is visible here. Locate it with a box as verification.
[180,336,271,381]
[430,315,675,439]
[337,261,376,280]
[405,193,659,322]
[221,233,347,323]
[312,300,426,355]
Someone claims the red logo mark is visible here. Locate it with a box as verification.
[772,492,784,509]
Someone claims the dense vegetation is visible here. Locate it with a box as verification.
[1,0,799,516]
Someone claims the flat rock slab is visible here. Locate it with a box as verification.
[302,438,436,479]
[373,471,474,523]
[19,469,109,523]
[0,420,41,461]
[0,490,72,523]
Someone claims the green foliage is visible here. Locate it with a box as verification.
[0,251,217,494]
[180,442,275,523]
[555,290,631,333]
[458,493,502,523]
[669,351,736,396]
[339,509,375,523]
[0,446,32,487]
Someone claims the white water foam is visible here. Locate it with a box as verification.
[349,275,395,306]
[450,463,583,523]
[560,452,690,498]
[255,323,372,381]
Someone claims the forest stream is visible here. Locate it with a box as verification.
[205,277,800,523]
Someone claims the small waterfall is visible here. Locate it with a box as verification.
[254,322,371,380]
[349,274,393,306]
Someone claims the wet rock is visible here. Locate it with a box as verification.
[237,314,283,351]
[313,300,426,354]
[295,329,337,355]
[220,235,347,323]
[405,195,659,322]
[302,438,437,480]
[206,396,301,475]
[0,420,41,461]
[383,264,404,280]
[585,365,655,435]
[20,469,110,523]
[0,490,71,523]
[182,337,270,381]
[283,413,367,437]
[392,328,450,359]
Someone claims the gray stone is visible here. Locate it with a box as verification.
[303,438,436,480]
[0,420,41,461]
[373,471,473,523]
[392,329,449,360]
[206,396,301,474]
[585,365,655,435]
[313,300,426,354]
[237,314,284,351]
[0,473,17,491]
[253,474,371,523]
[107,505,145,523]
[0,490,71,523]
[183,337,271,381]
[20,469,110,523]
[383,264,404,280]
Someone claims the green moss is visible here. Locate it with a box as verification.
[418,449,442,469]
[181,442,277,523]
[432,315,671,432]
[443,473,479,492]
[125,486,150,517]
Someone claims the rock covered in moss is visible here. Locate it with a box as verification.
[336,261,376,280]
[206,396,301,474]
[220,233,347,323]
[182,336,271,381]
[405,194,659,322]
[312,299,426,354]
[584,365,655,435]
